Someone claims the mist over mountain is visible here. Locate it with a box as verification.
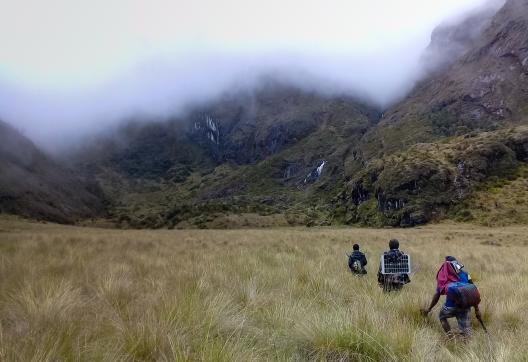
[0,0,500,151]
[3,0,528,228]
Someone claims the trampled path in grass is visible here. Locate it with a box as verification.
[0,217,527,361]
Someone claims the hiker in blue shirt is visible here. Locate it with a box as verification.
[422,256,482,337]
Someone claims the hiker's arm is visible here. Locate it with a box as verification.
[423,291,441,314]
[362,255,368,266]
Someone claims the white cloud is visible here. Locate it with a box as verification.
[0,0,501,149]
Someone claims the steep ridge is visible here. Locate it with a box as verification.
[360,0,528,159]
[335,0,528,227]
[0,120,104,223]
[420,2,501,74]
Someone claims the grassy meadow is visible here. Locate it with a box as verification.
[0,216,527,361]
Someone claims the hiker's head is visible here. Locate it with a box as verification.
[353,244,360,251]
[445,256,457,262]
[389,239,399,250]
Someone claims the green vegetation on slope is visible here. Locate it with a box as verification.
[337,127,528,227]
[91,126,528,229]
[87,91,375,229]
[451,165,528,225]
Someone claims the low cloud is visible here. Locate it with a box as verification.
[0,0,503,151]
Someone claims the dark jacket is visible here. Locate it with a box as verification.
[348,250,368,273]
[377,249,411,286]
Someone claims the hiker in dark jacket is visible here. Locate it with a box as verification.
[422,256,482,337]
[377,239,411,291]
[348,244,367,274]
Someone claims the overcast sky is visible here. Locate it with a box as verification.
[0,0,501,149]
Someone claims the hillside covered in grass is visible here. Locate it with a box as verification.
[450,164,528,226]
[336,127,528,227]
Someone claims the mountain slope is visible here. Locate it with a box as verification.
[330,0,528,227]
[0,120,104,223]
[74,83,380,227]
[7,0,528,228]
[361,0,528,160]
[73,0,528,228]
[336,126,528,226]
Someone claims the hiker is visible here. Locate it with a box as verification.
[348,243,368,274]
[422,256,482,338]
[377,239,411,292]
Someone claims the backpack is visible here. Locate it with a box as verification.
[448,283,481,308]
[348,254,366,274]
[351,259,363,273]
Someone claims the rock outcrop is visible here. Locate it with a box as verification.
[337,127,528,226]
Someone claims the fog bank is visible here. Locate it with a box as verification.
[0,0,503,151]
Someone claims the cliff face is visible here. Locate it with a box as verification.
[184,83,379,165]
[420,2,500,74]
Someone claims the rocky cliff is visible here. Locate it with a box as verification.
[334,0,528,226]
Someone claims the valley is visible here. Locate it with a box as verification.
[2,0,528,230]
[1,216,527,360]
[2,1,528,362]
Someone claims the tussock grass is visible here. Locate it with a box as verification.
[1,216,527,361]
[453,166,528,226]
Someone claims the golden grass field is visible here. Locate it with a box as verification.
[1,216,527,361]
